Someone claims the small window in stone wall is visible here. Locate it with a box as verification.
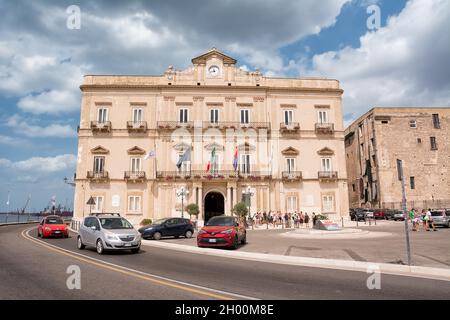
[410,176,415,190]
[417,138,422,143]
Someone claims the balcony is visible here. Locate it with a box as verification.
[204,122,270,131]
[90,121,111,133]
[282,171,303,181]
[127,121,147,133]
[87,171,109,182]
[280,122,300,133]
[318,171,338,181]
[315,123,334,134]
[157,121,194,130]
[156,170,271,181]
[124,171,146,183]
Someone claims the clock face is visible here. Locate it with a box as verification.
[208,65,220,76]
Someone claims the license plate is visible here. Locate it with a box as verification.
[54,231,61,233]
[209,239,217,243]
[124,243,132,247]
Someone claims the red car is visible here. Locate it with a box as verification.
[197,216,246,249]
[38,215,69,238]
[373,209,386,219]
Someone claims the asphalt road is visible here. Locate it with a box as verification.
[1,224,450,300]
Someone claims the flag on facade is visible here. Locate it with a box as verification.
[205,161,210,173]
[144,150,156,160]
[233,146,238,171]
[210,147,216,174]
[176,147,191,169]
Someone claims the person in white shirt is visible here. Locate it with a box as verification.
[426,209,437,231]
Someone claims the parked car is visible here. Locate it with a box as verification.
[373,209,386,220]
[138,217,194,240]
[197,216,246,249]
[393,211,406,221]
[385,209,401,220]
[430,210,450,228]
[38,215,68,238]
[350,208,373,221]
[77,213,141,254]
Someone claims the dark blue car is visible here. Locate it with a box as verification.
[138,217,194,240]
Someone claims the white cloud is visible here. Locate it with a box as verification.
[6,115,76,138]
[299,0,450,122]
[0,135,29,146]
[0,154,77,173]
[17,90,79,114]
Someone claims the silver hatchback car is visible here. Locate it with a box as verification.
[77,213,141,254]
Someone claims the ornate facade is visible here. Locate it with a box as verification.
[73,48,349,225]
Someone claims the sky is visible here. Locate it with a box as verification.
[0,0,449,211]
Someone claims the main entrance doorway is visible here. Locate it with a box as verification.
[204,192,225,223]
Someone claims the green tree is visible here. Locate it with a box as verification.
[186,203,199,219]
[232,202,248,224]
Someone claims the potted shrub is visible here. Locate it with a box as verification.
[140,218,152,226]
[232,202,248,226]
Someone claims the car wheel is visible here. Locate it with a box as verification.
[240,235,247,245]
[96,239,104,255]
[77,236,85,250]
[185,230,193,239]
[447,222,450,228]
[153,232,162,240]
[37,230,41,237]
[232,236,239,250]
[131,247,140,254]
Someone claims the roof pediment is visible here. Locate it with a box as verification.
[191,47,237,65]
[281,147,299,156]
[317,147,335,156]
[127,146,146,155]
[91,145,109,154]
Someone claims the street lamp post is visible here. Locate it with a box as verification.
[242,186,254,229]
[177,187,189,218]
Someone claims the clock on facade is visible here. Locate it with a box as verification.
[208,65,220,76]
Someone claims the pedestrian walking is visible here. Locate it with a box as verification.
[426,208,437,231]
[299,211,304,228]
[312,212,317,227]
[304,212,310,228]
[421,209,429,231]
[409,209,417,231]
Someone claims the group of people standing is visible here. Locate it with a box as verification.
[252,211,317,228]
[409,208,437,232]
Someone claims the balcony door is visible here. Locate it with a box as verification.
[179,108,188,124]
[241,154,251,174]
[97,108,108,123]
[93,156,105,173]
[317,110,328,124]
[240,109,249,124]
[284,110,294,125]
[286,158,295,173]
[321,158,332,172]
[210,109,219,124]
[132,108,143,123]
[131,158,141,173]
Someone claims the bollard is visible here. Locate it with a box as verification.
[341,217,344,228]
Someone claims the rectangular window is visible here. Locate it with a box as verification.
[132,108,143,122]
[286,196,297,213]
[432,114,440,129]
[409,119,417,128]
[179,108,188,123]
[241,154,251,173]
[131,158,141,172]
[318,111,328,124]
[352,184,356,192]
[128,196,141,212]
[284,110,294,125]
[97,108,108,123]
[430,137,438,150]
[240,109,249,124]
[321,158,332,172]
[286,158,295,173]
[322,195,334,212]
[210,109,219,124]
[93,196,103,213]
[93,157,105,173]
[410,176,415,190]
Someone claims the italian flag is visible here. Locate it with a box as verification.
[206,147,216,173]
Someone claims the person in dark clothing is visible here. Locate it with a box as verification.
[304,213,310,228]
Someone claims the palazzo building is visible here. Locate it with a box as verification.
[73,48,349,225]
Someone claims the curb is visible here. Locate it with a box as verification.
[0,221,39,227]
[140,239,450,282]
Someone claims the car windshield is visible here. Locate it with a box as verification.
[152,218,169,225]
[46,217,64,224]
[99,217,133,229]
[206,217,235,226]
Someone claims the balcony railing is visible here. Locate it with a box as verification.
[318,171,338,180]
[124,171,146,182]
[87,171,109,181]
[127,121,147,132]
[315,123,334,134]
[280,122,300,133]
[157,121,195,129]
[282,171,303,181]
[156,121,270,130]
[90,121,111,133]
[156,170,271,180]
